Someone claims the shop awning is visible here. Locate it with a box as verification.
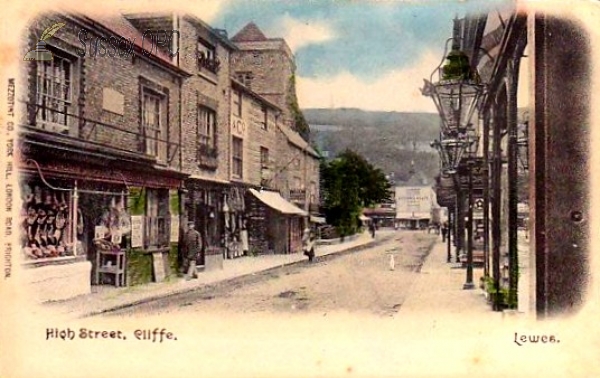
[310,216,326,224]
[249,189,308,216]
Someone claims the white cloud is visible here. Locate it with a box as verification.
[296,49,442,113]
[276,14,336,53]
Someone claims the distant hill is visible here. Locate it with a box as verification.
[304,108,442,185]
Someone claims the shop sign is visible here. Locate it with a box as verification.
[111,232,122,245]
[152,252,166,283]
[94,226,105,240]
[289,189,305,202]
[231,115,246,138]
[131,215,144,248]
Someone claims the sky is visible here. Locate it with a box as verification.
[193,0,516,113]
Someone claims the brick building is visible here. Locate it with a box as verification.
[18,13,190,301]
[125,13,239,270]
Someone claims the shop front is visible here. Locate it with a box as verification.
[222,185,247,260]
[19,136,186,302]
[246,189,307,255]
[183,179,233,271]
[19,172,91,302]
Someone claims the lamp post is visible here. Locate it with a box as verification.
[447,208,453,263]
[423,30,486,291]
[463,157,476,289]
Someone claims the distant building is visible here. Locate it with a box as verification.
[363,175,396,228]
[395,186,437,229]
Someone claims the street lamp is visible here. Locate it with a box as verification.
[430,137,470,175]
[422,39,485,137]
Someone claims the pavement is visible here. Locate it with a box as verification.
[398,236,535,327]
[44,230,392,319]
[400,239,496,316]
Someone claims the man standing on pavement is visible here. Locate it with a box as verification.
[369,222,376,239]
[183,221,202,280]
[441,221,448,242]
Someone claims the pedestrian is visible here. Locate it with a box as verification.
[369,222,376,239]
[240,219,249,256]
[183,221,202,280]
[441,221,448,242]
[302,227,315,262]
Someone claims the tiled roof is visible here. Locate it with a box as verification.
[279,126,320,158]
[79,13,175,67]
[231,21,268,42]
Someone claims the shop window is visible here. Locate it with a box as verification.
[34,50,75,134]
[21,182,77,260]
[145,188,170,249]
[232,136,243,179]
[142,90,167,162]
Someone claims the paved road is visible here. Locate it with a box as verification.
[108,230,439,318]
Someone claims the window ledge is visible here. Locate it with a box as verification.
[23,255,87,268]
[198,71,218,85]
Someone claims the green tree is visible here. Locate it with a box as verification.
[321,149,391,236]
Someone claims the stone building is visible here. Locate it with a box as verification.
[277,126,321,217]
[230,22,309,140]
[230,79,307,255]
